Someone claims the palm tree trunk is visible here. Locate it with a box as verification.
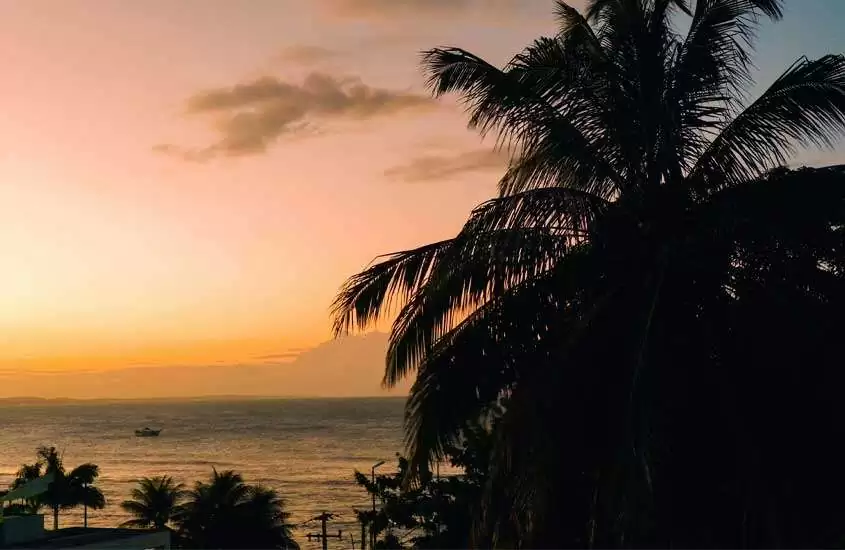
[53,505,59,531]
[82,482,89,528]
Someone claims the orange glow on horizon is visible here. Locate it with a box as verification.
[0,0,841,397]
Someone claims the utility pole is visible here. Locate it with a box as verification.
[305,512,342,550]
[370,461,385,549]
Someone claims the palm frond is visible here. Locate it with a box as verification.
[554,1,593,34]
[585,0,624,22]
[422,47,624,196]
[666,0,780,174]
[402,245,597,472]
[466,187,609,234]
[504,34,628,197]
[241,485,291,526]
[402,279,550,471]
[77,485,106,509]
[586,0,642,64]
[122,475,187,530]
[499,134,620,199]
[585,0,698,22]
[120,499,153,517]
[692,55,845,189]
[69,463,99,484]
[575,0,678,187]
[384,228,567,386]
[36,446,63,472]
[128,486,152,504]
[747,0,783,19]
[331,240,454,336]
[383,188,607,387]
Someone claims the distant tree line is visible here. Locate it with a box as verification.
[120,469,298,550]
[1,433,499,550]
[2,446,297,550]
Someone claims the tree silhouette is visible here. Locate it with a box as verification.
[333,0,845,546]
[175,469,298,549]
[15,446,106,530]
[120,476,187,530]
[353,408,512,549]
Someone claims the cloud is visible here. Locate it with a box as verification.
[0,367,100,376]
[384,148,508,182]
[0,333,404,399]
[156,72,434,161]
[274,45,338,65]
[254,348,309,362]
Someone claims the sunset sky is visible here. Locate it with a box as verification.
[1,1,844,395]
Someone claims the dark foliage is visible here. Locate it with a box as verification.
[174,468,298,550]
[354,413,518,549]
[12,446,105,530]
[333,0,845,547]
[120,475,187,530]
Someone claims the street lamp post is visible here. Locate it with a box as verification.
[370,460,385,549]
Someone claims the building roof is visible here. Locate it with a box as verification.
[11,527,167,549]
[0,474,56,503]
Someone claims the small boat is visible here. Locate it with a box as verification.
[134,427,161,437]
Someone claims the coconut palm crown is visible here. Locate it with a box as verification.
[15,446,106,531]
[333,0,845,547]
[120,475,187,530]
[175,469,298,550]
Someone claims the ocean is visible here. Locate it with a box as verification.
[0,397,407,549]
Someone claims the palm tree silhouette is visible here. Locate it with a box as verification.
[18,446,106,530]
[120,476,187,530]
[333,0,845,546]
[175,469,298,549]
